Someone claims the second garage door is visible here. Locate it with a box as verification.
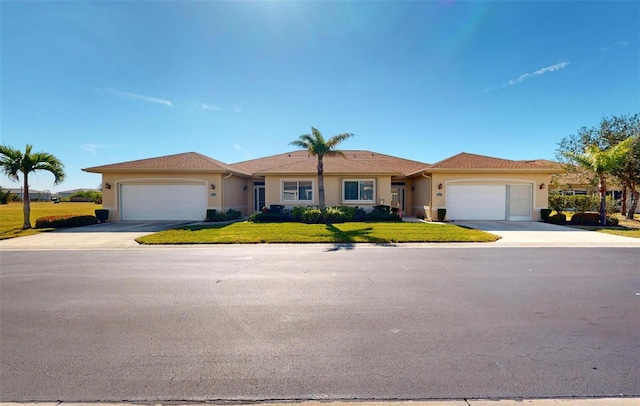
[120,184,208,221]
[446,184,532,221]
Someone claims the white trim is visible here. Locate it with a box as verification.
[280,179,314,203]
[342,178,376,203]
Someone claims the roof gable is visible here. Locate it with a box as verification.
[232,150,429,176]
[429,152,558,171]
[83,152,249,175]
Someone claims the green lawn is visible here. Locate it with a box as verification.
[136,221,500,244]
[0,201,101,239]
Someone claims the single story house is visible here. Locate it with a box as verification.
[82,150,559,222]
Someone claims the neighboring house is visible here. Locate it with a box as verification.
[549,164,639,213]
[82,150,559,222]
[0,187,55,202]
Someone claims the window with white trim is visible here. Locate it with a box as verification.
[282,180,313,202]
[343,179,375,203]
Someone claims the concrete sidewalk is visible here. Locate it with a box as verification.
[2,399,638,406]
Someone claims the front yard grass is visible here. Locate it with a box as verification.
[571,214,640,238]
[136,221,500,244]
[0,201,101,240]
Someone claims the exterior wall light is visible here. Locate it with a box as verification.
[105,183,111,189]
[539,183,545,189]
[438,183,443,190]
[210,184,215,190]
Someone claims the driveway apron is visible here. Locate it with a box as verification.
[0,221,189,250]
[454,220,640,247]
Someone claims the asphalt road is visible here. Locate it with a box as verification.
[1,246,639,401]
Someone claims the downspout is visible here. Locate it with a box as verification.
[221,172,233,212]
[422,172,433,221]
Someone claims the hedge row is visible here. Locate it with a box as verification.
[247,205,400,224]
[35,215,99,229]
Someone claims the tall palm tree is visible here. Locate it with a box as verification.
[565,137,633,225]
[290,127,354,211]
[0,144,66,229]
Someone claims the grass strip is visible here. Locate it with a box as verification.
[136,221,500,244]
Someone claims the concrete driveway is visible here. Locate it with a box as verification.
[0,221,189,250]
[454,220,640,247]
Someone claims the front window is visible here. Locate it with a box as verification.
[343,180,375,203]
[282,180,313,202]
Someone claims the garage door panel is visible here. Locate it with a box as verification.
[447,185,506,220]
[121,184,207,221]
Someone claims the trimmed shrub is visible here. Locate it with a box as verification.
[35,215,99,229]
[570,212,600,226]
[269,204,286,214]
[206,208,242,222]
[301,208,323,223]
[547,213,566,225]
[247,212,291,223]
[372,205,391,213]
[606,216,619,226]
[334,206,356,221]
[366,211,400,222]
[323,207,346,223]
[548,193,568,213]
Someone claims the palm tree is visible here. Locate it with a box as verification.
[565,137,633,225]
[290,127,354,211]
[0,144,66,229]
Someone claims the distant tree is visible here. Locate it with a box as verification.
[0,144,66,229]
[563,137,634,225]
[557,113,640,219]
[290,127,354,211]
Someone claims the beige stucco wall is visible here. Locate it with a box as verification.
[98,172,229,221]
[429,172,551,221]
[263,174,393,210]
[222,175,250,215]
[409,176,432,218]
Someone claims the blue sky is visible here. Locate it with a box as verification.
[1,1,638,192]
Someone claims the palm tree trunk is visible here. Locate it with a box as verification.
[22,174,32,229]
[317,156,325,211]
[598,175,606,226]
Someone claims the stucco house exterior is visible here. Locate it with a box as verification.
[83,150,558,222]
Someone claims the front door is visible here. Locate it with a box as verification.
[253,185,266,213]
[391,186,406,213]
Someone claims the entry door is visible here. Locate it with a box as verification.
[391,187,406,212]
[253,186,265,212]
[507,184,532,220]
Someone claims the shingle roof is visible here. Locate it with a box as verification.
[83,152,249,175]
[429,152,559,171]
[232,150,429,176]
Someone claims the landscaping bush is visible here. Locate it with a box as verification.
[606,216,619,226]
[335,206,356,221]
[35,215,99,229]
[247,212,291,223]
[269,204,286,214]
[547,213,566,225]
[68,190,103,204]
[0,188,13,204]
[548,193,568,213]
[570,212,600,226]
[301,208,323,223]
[323,207,346,223]
[206,208,242,222]
[372,205,391,213]
[366,211,401,222]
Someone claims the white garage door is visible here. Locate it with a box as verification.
[120,184,208,221]
[446,185,506,220]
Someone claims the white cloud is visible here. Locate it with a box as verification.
[614,41,629,47]
[104,88,173,107]
[200,103,220,111]
[479,62,569,94]
[81,144,101,154]
[233,105,243,113]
